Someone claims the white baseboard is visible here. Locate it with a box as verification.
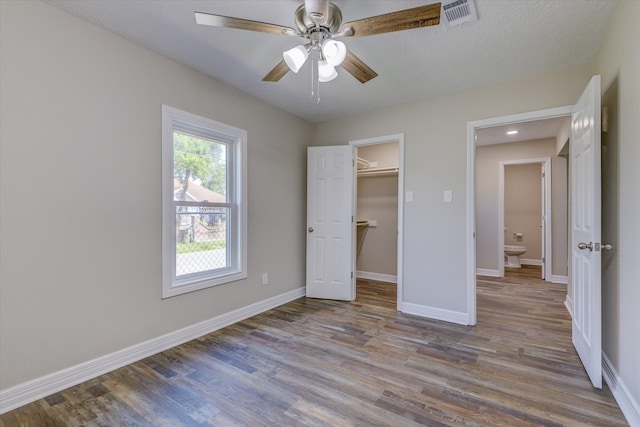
[550,275,568,284]
[356,270,397,283]
[476,268,500,277]
[603,353,640,427]
[0,287,306,415]
[401,302,469,326]
[520,258,542,266]
[564,295,573,318]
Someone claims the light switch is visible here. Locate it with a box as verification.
[444,190,453,203]
[406,191,414,202]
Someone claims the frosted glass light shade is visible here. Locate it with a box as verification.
[321,39,347,67]
[318,60,338,82]
[283,45,308,73]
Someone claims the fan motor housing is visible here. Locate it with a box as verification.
[294,3,342,34]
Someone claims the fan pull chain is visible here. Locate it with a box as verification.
[310,56,315,98]
[313,23,322,105]
[309,56,321,103]
[316,62,321,104]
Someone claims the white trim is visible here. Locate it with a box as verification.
[350,133,405,311]
[551,274,568,284]
[0,287,305,414]
[603,353,640,427]
[402,303,469,326]
[467,105,574,326]
[466,121,477,325]
[520,258,543,266]
[544,161,552,280]
[564,295,573,318]
[476,268,501,277]
[356,270,397,283]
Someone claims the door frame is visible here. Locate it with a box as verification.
[350,133,405,310]
[466,106,573,325]
[499,158,552,279]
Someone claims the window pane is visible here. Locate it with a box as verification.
[173,132,227,202]
[175,206,229,277]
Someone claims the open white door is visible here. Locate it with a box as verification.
[571,75,602,388]
[306,146,355,300]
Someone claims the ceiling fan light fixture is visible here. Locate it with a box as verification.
[318,60,338,82]
[198,1,442,86]
[283,45,309,73]
[321,39,347,66]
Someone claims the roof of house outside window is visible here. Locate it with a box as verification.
[174,179,225,203]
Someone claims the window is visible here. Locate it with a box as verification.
[162,105,247,298]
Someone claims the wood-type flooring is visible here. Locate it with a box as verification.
[0,266,628,426]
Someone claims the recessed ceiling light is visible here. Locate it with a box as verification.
[507,130,518,135]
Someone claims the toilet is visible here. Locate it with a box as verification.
[504,245,527,268]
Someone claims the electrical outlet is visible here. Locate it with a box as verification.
[406,191,414,202]
[262,273,268,285]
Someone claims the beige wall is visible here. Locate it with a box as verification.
[356,175,398,277]
[0,1,311,389]
[358,143,399,169]
[555,119,571,155]
[550,156,568,277]
[504,164,542,261]
[594,0,640,412]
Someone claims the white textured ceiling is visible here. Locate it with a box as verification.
[47,0,616,123]
[476,116,570,146]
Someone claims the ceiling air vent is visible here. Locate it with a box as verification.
[441,0,478,27]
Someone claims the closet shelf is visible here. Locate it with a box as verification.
[357,157,370,168]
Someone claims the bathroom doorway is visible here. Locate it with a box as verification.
[350,134,404,310]
[466,105,573,326]
[473,117,569,284]
[499,158,551,280]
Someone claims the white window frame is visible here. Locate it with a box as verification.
[162,105,247,298]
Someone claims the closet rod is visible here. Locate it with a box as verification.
[357,167,398,176]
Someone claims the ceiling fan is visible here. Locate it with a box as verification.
[195,0,441,84]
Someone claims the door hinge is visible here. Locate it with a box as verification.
[351,272,354,279]
[542,257,545,264]
[352,215,354,223]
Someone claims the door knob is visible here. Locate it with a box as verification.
[308,227,314,232]
[578,242,593,251]
[602,243,614,251]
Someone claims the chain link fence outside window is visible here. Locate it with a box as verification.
[175,208,228,276]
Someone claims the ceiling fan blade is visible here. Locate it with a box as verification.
[341,50,378,84]
[338,3,441,38]
[195,12,299,36]
[263,60,290,82]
